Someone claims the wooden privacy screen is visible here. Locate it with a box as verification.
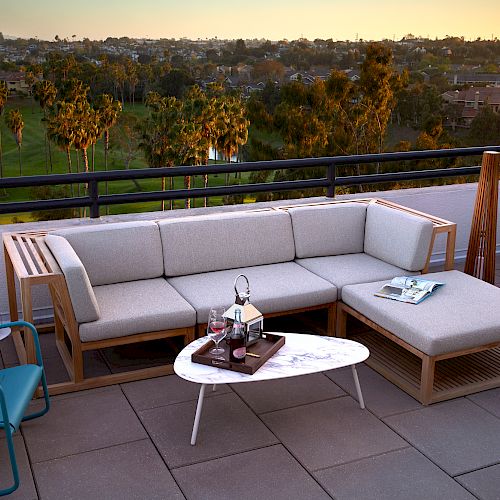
[464,151,500,284]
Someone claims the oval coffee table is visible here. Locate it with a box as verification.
[174,332,370,445]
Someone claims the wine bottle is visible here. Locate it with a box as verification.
[229,308,246,363]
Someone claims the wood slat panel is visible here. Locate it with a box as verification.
[351,330,500,402]
[25,236,49,274]
[14,235,38,276]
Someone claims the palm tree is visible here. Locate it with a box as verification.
[33,80,57,173]
[72,99,99,175]
[125,58,138,106]
[173,120,205,209]
[5,109,24,176]
[216,96,249,184]
[47,101,76,200]
[25,71,36,113]
[140,96,180,210]
[95,94,122,212]
[72,100,100,216]
[0,81,8,178]
[47,101,75,175]
[59,78,89,104]
[184,86,217,207]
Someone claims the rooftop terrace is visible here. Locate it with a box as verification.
[0,257,497,500]
[1,149,500,499]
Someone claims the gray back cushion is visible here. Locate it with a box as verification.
[364,203,434,271]
[45,235,100,323]
[54,221,164,286]
[159,210,295,277]
[289,203,367,258]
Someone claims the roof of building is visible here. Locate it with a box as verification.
[0,71,26,82]
[442,87,500,105]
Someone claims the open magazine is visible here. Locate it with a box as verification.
[375,276,444,304]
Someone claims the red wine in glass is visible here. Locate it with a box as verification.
[209,321,225,335]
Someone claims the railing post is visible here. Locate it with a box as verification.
[88,180,100,218]
[327,163,336,198]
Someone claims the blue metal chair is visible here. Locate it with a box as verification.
[0,321,50,496]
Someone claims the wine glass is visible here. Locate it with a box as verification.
[207,307,227,356]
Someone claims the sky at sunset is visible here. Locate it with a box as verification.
[2,0,500,41]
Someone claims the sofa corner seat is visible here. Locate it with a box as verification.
[45,221,196,389]
[288,201,434,298]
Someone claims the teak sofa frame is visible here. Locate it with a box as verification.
[3,198,455,396]
[3,231,195,396]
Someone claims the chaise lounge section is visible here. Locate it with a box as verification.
[338,270,500,404]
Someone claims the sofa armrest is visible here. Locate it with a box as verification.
[45,235,100,323]
[369,199,457,272]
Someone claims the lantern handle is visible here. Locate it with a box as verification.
[234,274,250,303]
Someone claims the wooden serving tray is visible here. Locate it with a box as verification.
[191,332,285,374]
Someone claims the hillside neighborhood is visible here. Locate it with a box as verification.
[1,34,499,131]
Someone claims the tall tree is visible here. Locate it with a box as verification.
[5,109,24,176]
[183,85,216,206]
[468,107,500,146]
[47,101,75,175]
[215,95,249,184]
[33,79,57,173]
[125,58,138,106]
[47,101,76,198]
[140,96,180,210]
[59,78,89,104]
[359,44,405,161]
[95,94,122,212]
[0,81,8,178]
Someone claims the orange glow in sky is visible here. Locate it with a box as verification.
[2,0,500,41]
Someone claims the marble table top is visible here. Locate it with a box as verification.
[174,332,369,385]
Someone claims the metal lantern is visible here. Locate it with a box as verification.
[223,274,263,346]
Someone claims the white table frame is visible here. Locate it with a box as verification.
[174,332,369,445]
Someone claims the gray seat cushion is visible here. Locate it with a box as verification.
[296,253,409,299]
[45,235,100,323]
[53,221,164,286]
[289,202,367,258]
[158,210,295,277]
[342,270,500,356]
[79,278,196,342]
[364,203,434,272]
[168,262,337,324]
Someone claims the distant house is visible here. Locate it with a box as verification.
[289,72,315,84]
[445,73,500,87]
[0,71,30,95]
[344,69,360,81]
[442,87,500,126]
[309,66,332,81]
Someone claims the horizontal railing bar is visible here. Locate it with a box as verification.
[0,146,498,189]
[0,180,330,214]
[0,197,90,215]
[99,179,331,205]
[335,166,482,186]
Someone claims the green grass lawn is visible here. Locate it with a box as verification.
[0,99,254,223]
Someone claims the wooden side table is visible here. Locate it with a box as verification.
[3,231,62,365]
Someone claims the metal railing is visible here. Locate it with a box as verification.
[0,146,499,218]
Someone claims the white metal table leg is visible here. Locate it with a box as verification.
[191,384,207,445]
[212,384,217,392]
[351,364,365,409]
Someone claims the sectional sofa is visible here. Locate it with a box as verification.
[44,198,455,391]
